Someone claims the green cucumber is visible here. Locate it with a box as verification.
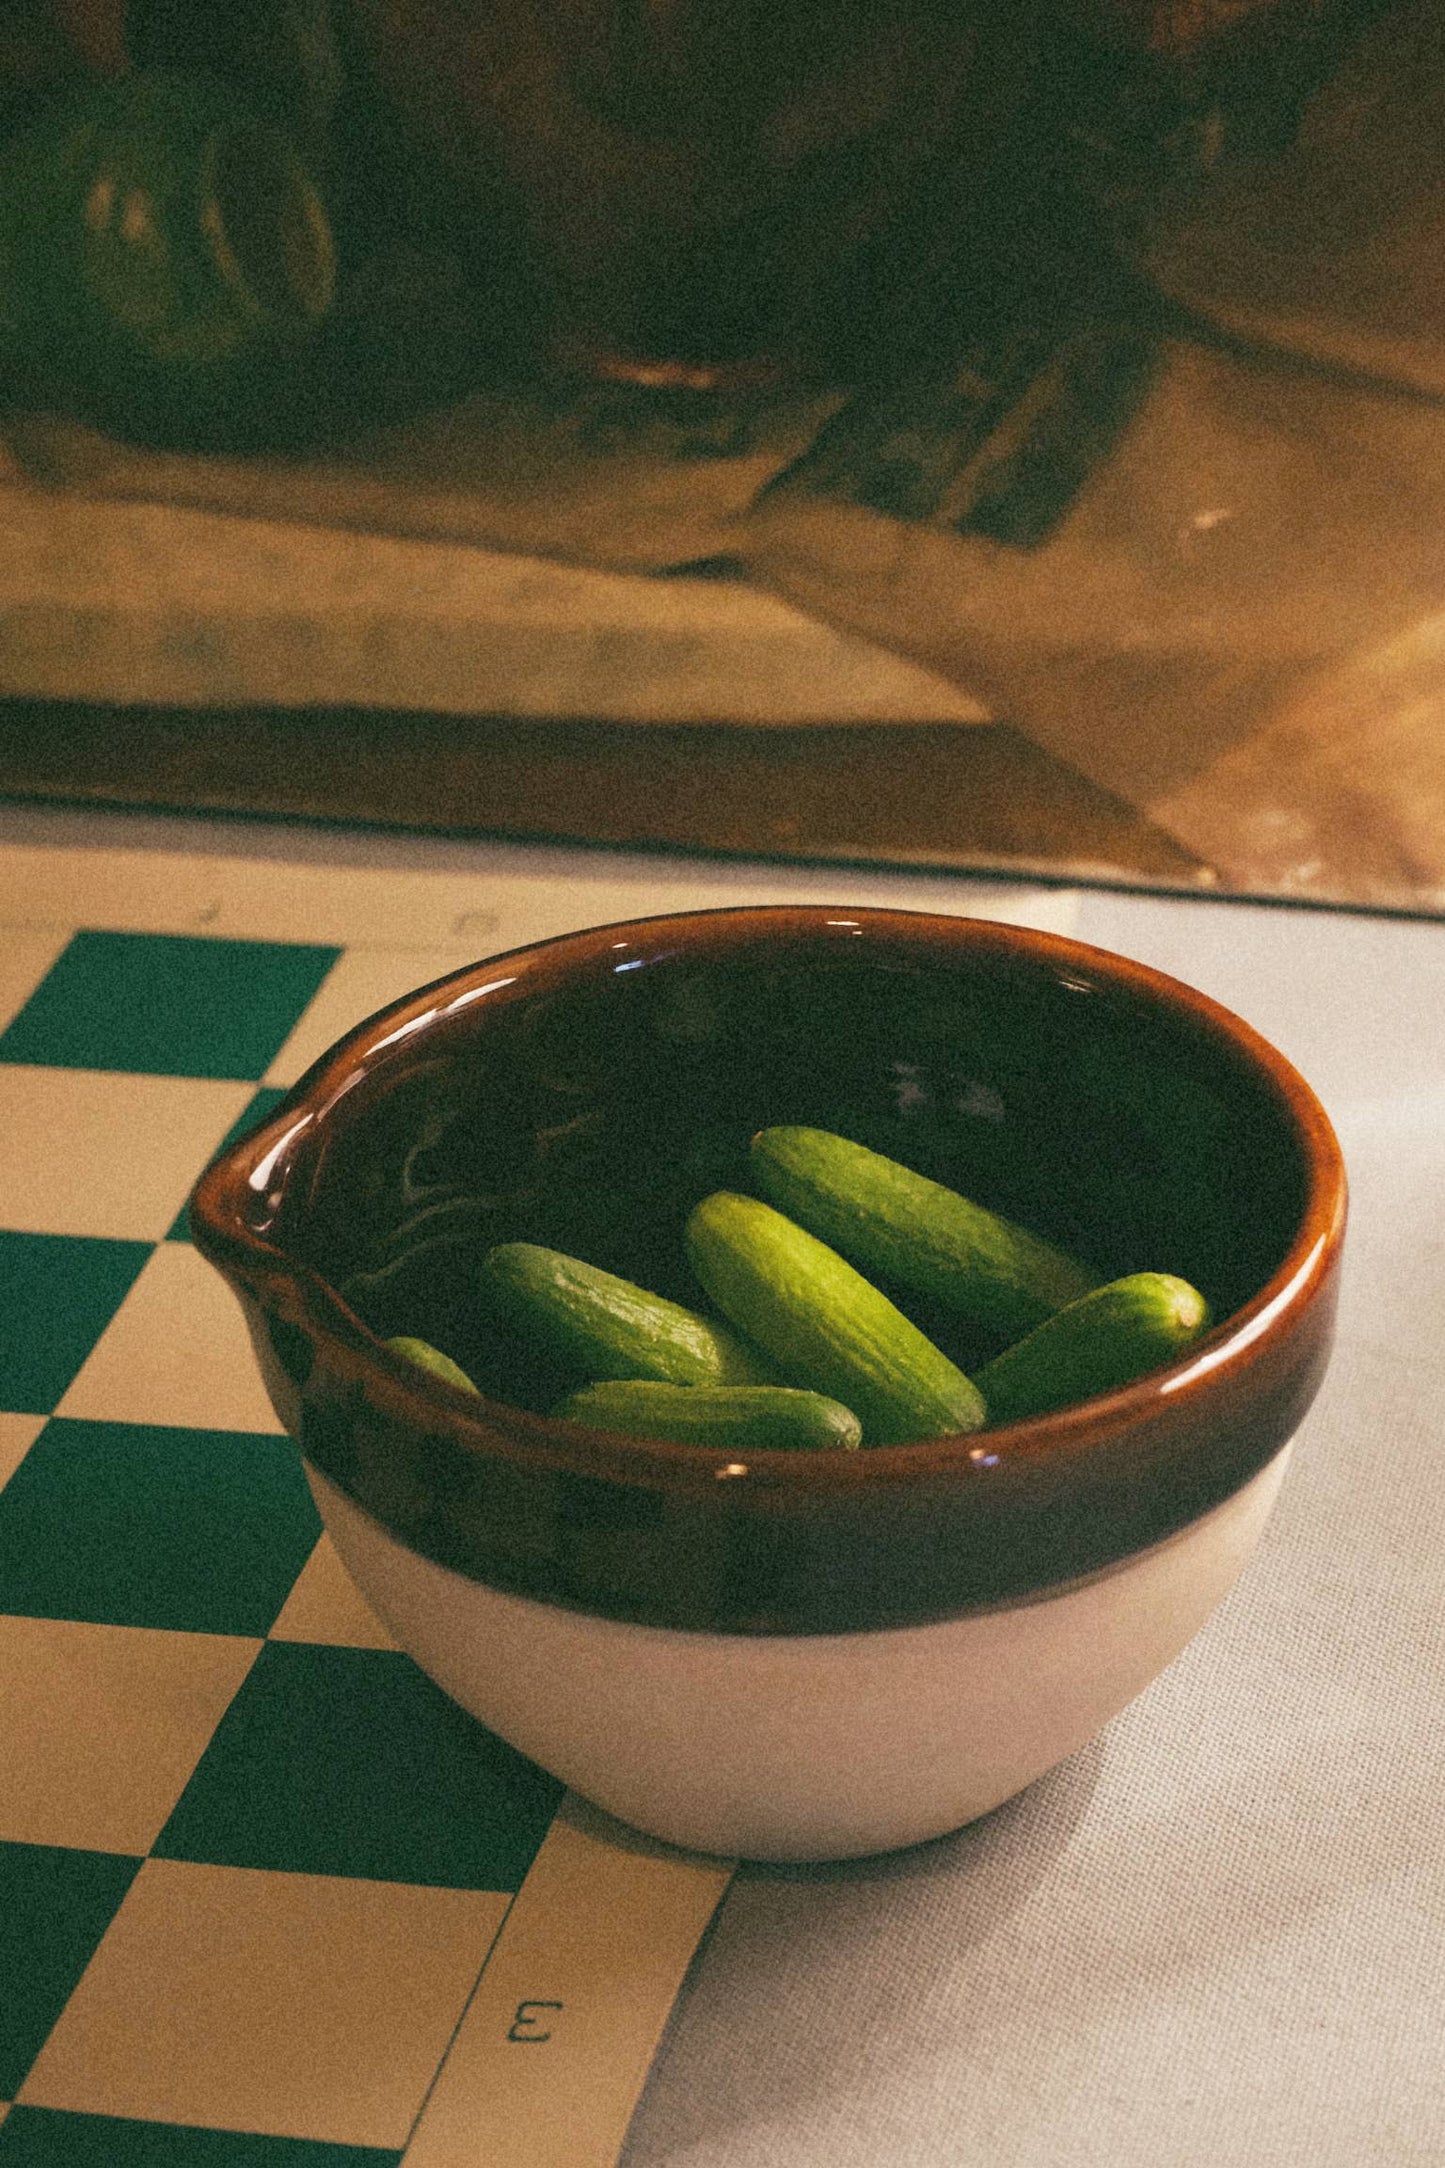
[555,1381,862,1453]
[750,1126,1097,1342]
[385,1335,481,1396]
[974,1272,1211,1424]
[479,1242,777,1387]
[685,1191,985,1446]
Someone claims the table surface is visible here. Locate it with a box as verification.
[0,800,1439,2168]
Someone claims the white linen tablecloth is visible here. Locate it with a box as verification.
[3,800,1437,2165]
[625,886,1445,2168]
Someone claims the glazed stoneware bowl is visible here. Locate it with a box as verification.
[191,906,1345,1860]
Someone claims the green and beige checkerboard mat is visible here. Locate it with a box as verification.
[0,829,1073,2167]
[0,867,753,2168]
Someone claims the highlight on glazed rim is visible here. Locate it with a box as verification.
[389,1125,1214,1449]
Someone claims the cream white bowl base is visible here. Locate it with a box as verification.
[306,1447,1291,1862]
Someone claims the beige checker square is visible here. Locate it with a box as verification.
[0,1616,259,1852]
[0,850,228,937]
[0,845,505,950]
[262,944,480,1087]
[22,1858,510,2149]
[268,1534,397,1649]
[0,927,73,1036]
[57,1240,283,1433]
[0,923,71,1033]
[0,1066,254,1240]
[0,1413,45,1492]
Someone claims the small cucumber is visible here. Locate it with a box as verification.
[750,1127,1097,1342]
[974,1272,1212,1425]
[555,1381,862,1453]
[385,1334,481,1396]
[685,1191,985,1446]
[479,1242,777,1387]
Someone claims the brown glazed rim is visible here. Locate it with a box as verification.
[191,906,1346,1528]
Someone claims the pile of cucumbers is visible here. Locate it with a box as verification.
[386,1127,1212,1450]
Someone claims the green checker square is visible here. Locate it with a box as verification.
[0,2109,400,2168]
[0,1843,141,2098]
[0,932,340,1081]
[0,1233,152,1414]
[155,1641,563,1891]
[0,1420,321,1635]
[169,1089,293,1243]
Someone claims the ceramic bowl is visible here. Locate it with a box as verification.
[191,906,1345,1860]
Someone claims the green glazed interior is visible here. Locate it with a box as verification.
[284,930,1307,1419]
